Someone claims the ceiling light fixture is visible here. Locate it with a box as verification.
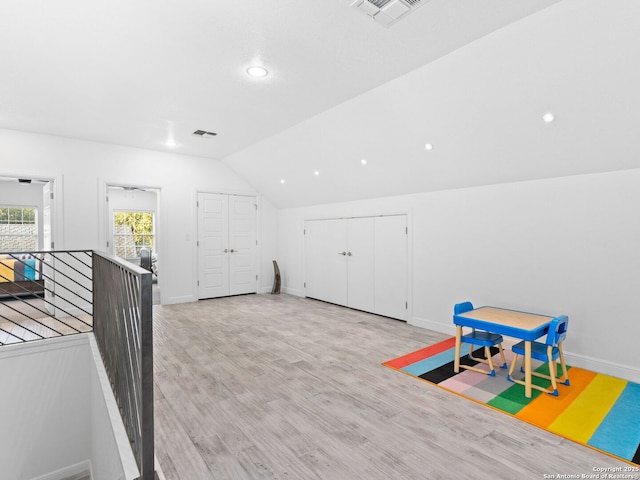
[425,143,433,151]
[542,112,555,123]
[165,140,177,147]
[361,159,367,165]
[314,171,320,176]
[247,66,269,78]
[280,179,285,184]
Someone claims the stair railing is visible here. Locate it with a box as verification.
[92,250,155,480]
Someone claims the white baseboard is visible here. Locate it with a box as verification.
[409,316,455,336]
[564,352,640,384]
[165,294,196,305]
[29,460,92,480]
[282,287,303,297]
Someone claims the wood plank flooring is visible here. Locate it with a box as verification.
[0,297,92,344]
[152,294,627,480]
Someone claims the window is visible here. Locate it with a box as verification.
[0,206,38,252]
[113,211,154,259]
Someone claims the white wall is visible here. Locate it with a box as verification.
[0,128,278,303]
[0,336,89,478]
[88,335,140,480]
[108,187,157,215]
[0,334,139,480]
[278,169,640,383]
[225,0,640,209]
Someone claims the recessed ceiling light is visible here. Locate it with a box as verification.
[425,143,433,151]
[361,159,367,165]
[280,179,285,184]
[165,140,177,147]
[314,171,320,176]
[542,112,555,123]
[247,66,269,78]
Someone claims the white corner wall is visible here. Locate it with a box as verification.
[258,195,279,293]
[0,334,139,480]
[0,336,91,479]
[278,169,640,383]
[88,335,140,480]
[0,128,278,304]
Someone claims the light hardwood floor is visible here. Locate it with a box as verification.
[152,294,627,480]
[0,297,92,344]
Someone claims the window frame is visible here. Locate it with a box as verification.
[112,210,155,261]
[0,205,39,252]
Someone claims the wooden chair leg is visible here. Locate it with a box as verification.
[507,354,520,382]
[497,344,507,369]
[485,346,495,373]
[545,360,557,396]
[558,344,570,385]
[465,345,496,375]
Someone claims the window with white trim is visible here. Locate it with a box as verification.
[113,211,154,260]
[0,206,38,252]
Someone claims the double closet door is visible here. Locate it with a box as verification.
[304,214,408,320]
[197,193,257,299]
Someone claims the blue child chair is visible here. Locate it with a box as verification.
[507,315,570,396]
[455,302,507,376]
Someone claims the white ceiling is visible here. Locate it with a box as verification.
[225,0,640,207]
[0,0,559,161]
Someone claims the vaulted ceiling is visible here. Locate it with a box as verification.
[3,1,639,209]
[1,2,557,153]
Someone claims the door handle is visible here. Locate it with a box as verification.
[347,251,352,256]
[230,249,235,253]
[338,251,346,256]
[224,249,229,253]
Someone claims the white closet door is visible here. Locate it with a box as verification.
[374,215,408,320]
[198,193,229,299]
[229,195,257,295]
[304,219,347,306]
[346,217,375,312]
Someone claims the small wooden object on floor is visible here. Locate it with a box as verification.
[271,260,281,294]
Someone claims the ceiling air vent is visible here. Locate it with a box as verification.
[350,0,427,27]
[192,130,217,137]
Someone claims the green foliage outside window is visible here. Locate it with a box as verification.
[0,207,36,224]
[113,211,154,258]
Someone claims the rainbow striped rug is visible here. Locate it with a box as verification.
[383,337,640,466]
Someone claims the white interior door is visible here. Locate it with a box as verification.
[42,182,55,315]
[198,193,229,299]
[228,195,257,295]
[304,219,347,305]
[374,215,408,320]
[346,217,375,312]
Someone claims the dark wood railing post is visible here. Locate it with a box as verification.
[139,268,154,479]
